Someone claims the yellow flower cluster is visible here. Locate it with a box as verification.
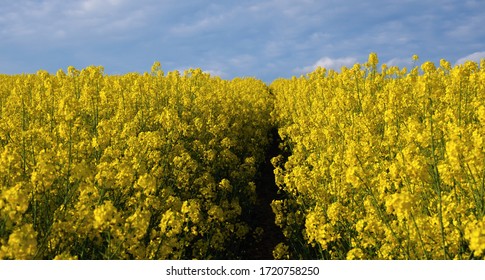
[270,54,485,259]
[0,64,273,259]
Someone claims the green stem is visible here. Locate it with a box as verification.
[428,95,449,259]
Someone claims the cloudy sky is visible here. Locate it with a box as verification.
[1,0,484,82]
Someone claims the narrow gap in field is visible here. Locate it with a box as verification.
[242,127,285,259]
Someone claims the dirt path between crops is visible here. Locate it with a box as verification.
[241,128,285,259]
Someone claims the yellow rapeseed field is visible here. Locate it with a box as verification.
[1,54,484,259]
[270,54,485,259]
[0,64,273,259]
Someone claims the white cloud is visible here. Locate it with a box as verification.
[384,57,413,68]
[204,69,227,78]
[0,0,149,44]
[69,0,127,16]
[455,51,485,65]
[297,56,359,73]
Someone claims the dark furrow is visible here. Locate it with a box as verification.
[242,127,285,259]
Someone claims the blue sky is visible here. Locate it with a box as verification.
[1,0,484,82]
